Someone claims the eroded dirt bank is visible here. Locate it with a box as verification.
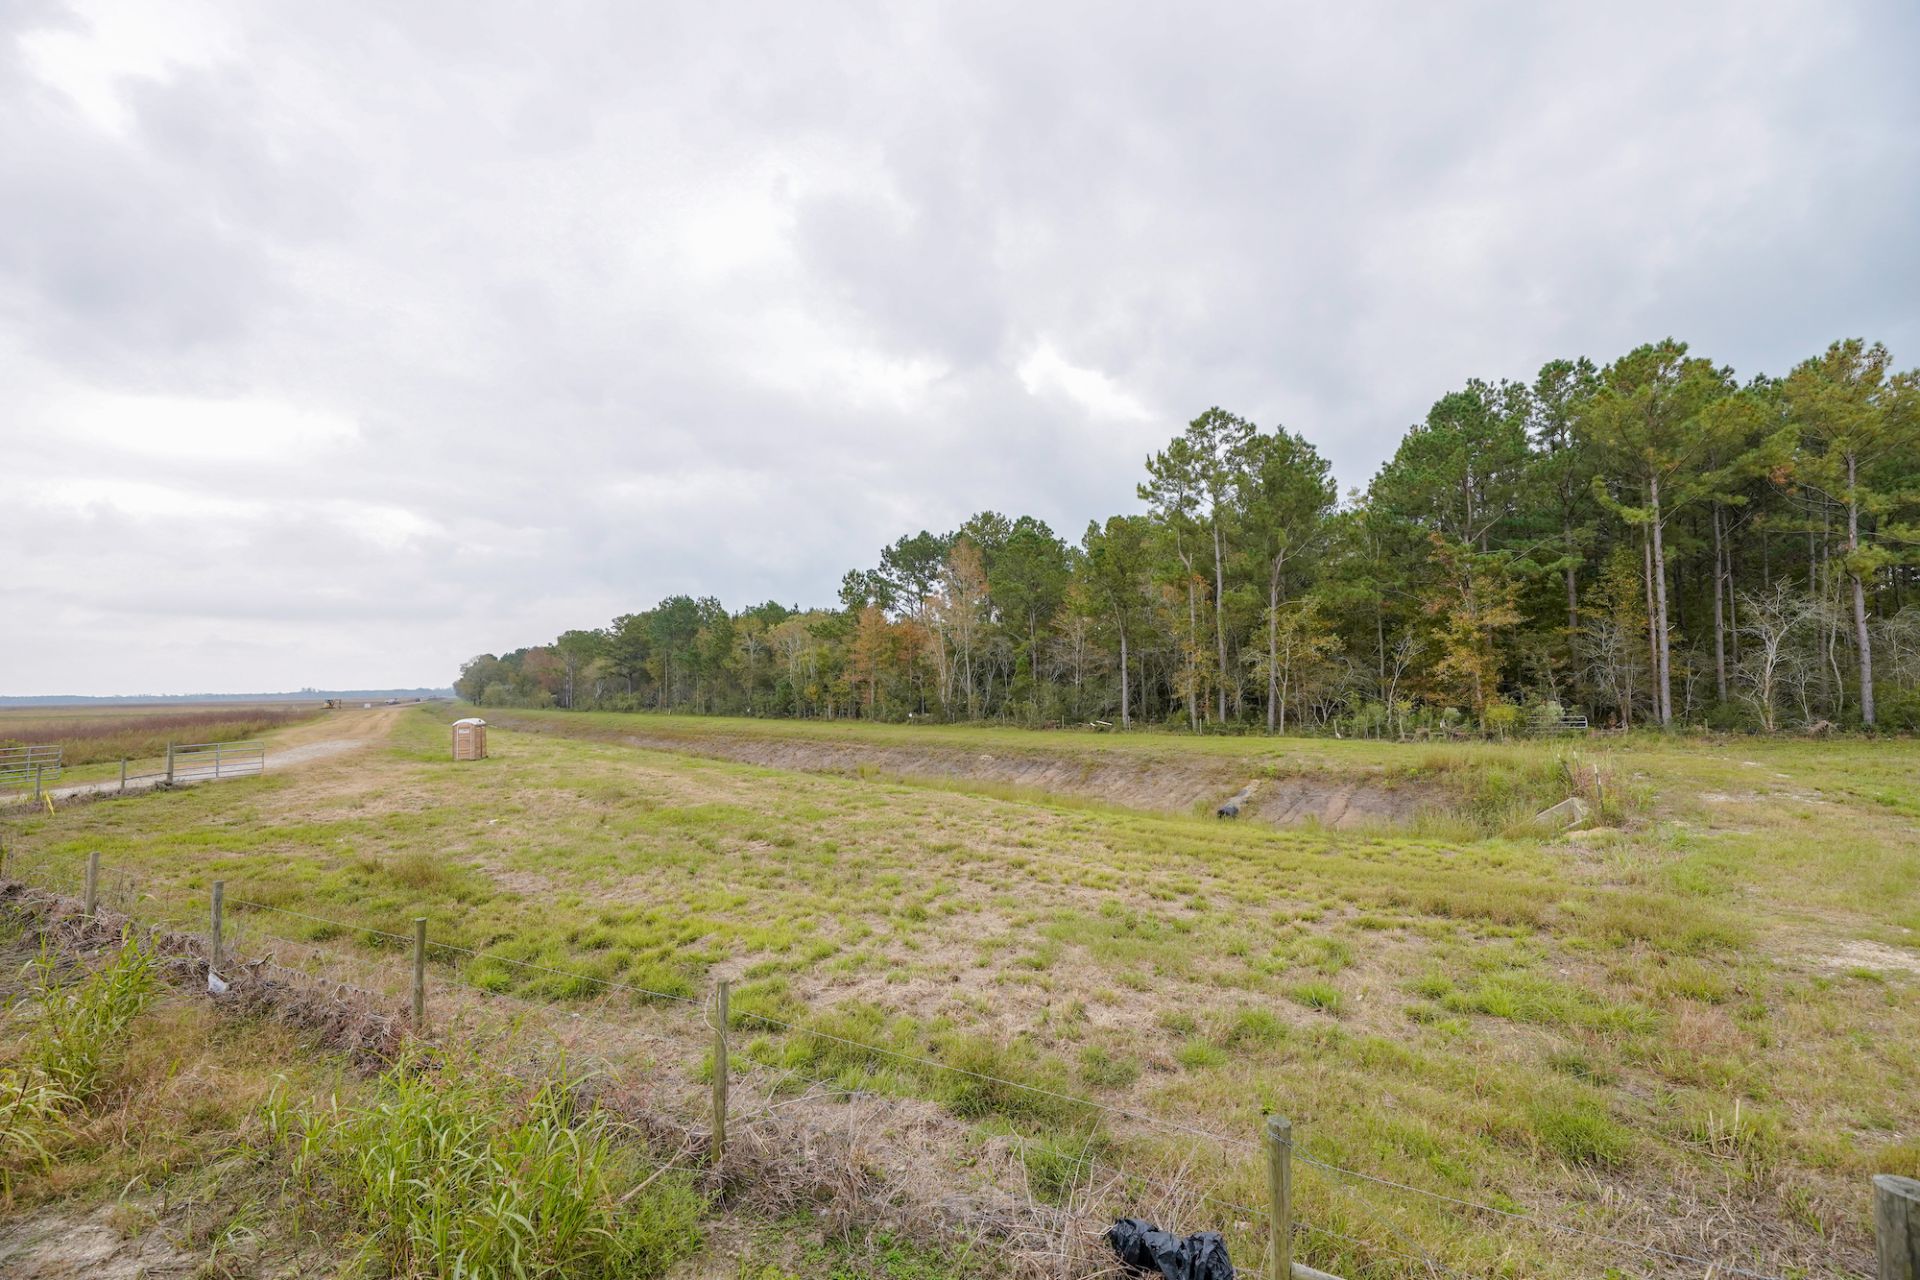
[487,715,1437,828]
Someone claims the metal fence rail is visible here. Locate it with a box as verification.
[0,744,62,792]
[166,740,265,783]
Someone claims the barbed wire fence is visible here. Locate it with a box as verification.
[0,840,1881,1280]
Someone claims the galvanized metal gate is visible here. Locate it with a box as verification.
[165,741,266,783]
[0,745,62,795]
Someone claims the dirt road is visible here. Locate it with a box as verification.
[2,705,410,807]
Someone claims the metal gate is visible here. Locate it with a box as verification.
[0,745,62,792]
[167,741,266,783]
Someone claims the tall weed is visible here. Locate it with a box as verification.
[0,1067,71,1188]
[262,1053,704,1279]
[28,933,159,1102]
[0,932,157,1186]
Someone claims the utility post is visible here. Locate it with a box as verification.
[712,979,731,1168]
[1267,1115,1293,1280]
[210,880,225,975]
[411,918,427,1029]
[1879,1175,1920,1280]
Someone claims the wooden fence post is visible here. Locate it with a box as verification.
[1879,1175,1920,1280]
[1267,1114,1293,1280]
[166,744,175,786]
[120,759,128,793]
[712,979,730,1168]
[210,880,225,974]
[411,918,427,1029]
[33,765,43,804]
[83,850,100,917]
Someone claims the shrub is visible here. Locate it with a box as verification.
[1483,699,1523,740]
[30,934,159,1102]
[0,933,157,1189]
[262,1054,705,1279]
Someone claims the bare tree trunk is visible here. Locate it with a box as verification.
[1821,506,1841,718]
[1184,569,1200,731]
[1642,530,1659,726]
[1711,503,1728,704]
[1848,452,1875,726]
[1674,544,1686,636]
[1727,531,1741,666]
[1375,606,1386,688]
[1564,512,1579,634]
[1266,568,1280,733]
[1650,476,1673,726]
[1118,625,1131,728]
[1212,521,1228,724]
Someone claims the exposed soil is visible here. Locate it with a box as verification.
[493,717,1437,829]
[1816,938,1920,976]
[0,1207,194,1279]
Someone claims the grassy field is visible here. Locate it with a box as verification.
[483,705,1638,837]
[0,916,830,1279]
[2,705,1916,1277]
[0,703,326,788]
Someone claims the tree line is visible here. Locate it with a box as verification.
[457,338,1920,735]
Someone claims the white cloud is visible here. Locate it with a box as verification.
[46,391,360,463]
[1018,342,1154,424]
[18,0,235,134]
[30,477,267,521]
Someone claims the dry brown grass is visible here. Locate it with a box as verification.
[0,704,324,769]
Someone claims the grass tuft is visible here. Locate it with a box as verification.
[261,1052,705,1279]
[1528,1097,1632,1168]
[28,932,159,1102]
[1288,981,1345,1015]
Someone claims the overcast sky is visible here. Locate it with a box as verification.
[3,1,1916,696]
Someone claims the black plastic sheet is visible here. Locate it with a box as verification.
[1105,1217,1237,1280]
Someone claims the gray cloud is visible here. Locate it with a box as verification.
[3,0,1916,694]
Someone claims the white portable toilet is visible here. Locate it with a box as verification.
[452,717,489,761]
